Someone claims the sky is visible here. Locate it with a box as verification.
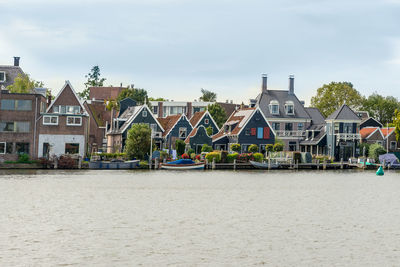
[1,0,400,105]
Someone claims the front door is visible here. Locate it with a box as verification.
[43,143,50,158]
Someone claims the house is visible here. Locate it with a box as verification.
[360,117,383,129]
[158,114,193,150]
[255,75,312,151]
[0,88,47,161]
[185,125,213,153]
[0,57,24,89]
[381,127,399,152]
[325,104,361,160]
[360,127,384,146]
[212,107,275,153]
[37,81,89,158]
[89,86,126,101]
[84,101,110,153]
[149,100,213,119]
[299,107,327,155]
[106,98,164,153]
[189,110,220,135]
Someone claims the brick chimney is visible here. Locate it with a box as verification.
[158,102,163,118]
[262,74,267,93]
[13,57,20,67]
[187,102,193,118]
[289,75,294,95]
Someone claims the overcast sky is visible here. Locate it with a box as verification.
[1,0,400,105]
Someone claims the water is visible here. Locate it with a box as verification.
[1,169,400,266]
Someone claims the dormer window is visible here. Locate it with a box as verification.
[285,101,294,115]
[0,72,5,82]
[269,100,279,115]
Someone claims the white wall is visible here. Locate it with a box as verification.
[38,134,85,157]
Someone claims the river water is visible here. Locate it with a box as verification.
[1,169,400,266]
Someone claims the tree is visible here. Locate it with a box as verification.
[148,97,167,101]
[310,82,364,117]
[117,88,149,106]
[201,144,213,153]
[361,93,400,125]
[207,103,227,128]
[199,88,217,102]
[7,73,42,93]
[369,143,386,161]
[79,65,107,100]
[124,123,151,160]
[394,109,400,142]
[230,143,241,153]
[248,144,259,153]
[206,126,213,136]
[175,139,186,156]
[273,143,284,152]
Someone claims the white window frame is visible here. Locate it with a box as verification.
[179,127,187,138]
[269,100,279,115]
[66,116,82,126]
[204,118,209,124]
[0,71,6,82]
[43,115,59,125]
[0,142,5,154]
[390,141,397,150]
[143,110,147,117]
[285,102,294,115]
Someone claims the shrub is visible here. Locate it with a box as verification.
[359,143,370,157]
[187,148,195,155]
[17,153,30,163]
[230,143,241,153]
[238,153,252,162]
[369,143,386,161]
[273,143,284,152]
[175,139,186,156]
[201,144,213,153]
[227,153,238,163]
[248,144,259,153]
[160,151,169,160]
[190,153,196,159]
[205,151,221,163]
[38,157,52,168]
[58,155,76,169]
[181,153,190,159]
[139,160,149,169]
[195,155,201,161]
[253,152,264,162]
[265,144,274,153]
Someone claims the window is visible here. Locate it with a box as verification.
[16,100,32,111]
[269,100,279,115]
[179,127,187,138]
[0,121,15,132]
[1,99,15,110]
[143,110,147,117]
[257,127,263,139]
[153,106,158,114]
[66,116,82,126]
[0,122,29,132]
[298,123,304,131]
[65,143,79,154]
[285,101,294,115]
[43,116,59,125]
[245,129,250,136]
[150,124,157,133]
[163,107,167,117]
[0,71,5,82]
[16,143,29,154]
[272,122,280,131]
[377,141,383,146]
[204,118,209,124]
[40,102,46,113]
[16,122,30,132]
[344,123,353,133]
[285,123,293,131]
[6,143,12,154]
[0,142,5,154]
[390,141,397,150]
[334,123,339,134]
[53,105,80,114]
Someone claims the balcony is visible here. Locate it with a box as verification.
[275,130,305,137]
[335,133,361,141]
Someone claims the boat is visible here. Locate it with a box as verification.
[160,159,205,170]
[249,160,280,169]
[89,160,140,169]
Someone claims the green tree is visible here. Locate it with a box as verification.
[148,97,167,101]
[206,126,213,136]
[207,103,227,128]
[273,143,284,152]
[201,144,213,153]
[79,65,107,100]
[7,73,42,93]
[369,143,386,161]
[361,93,400,125]
[117,88,149,106]
[394,109,400,142]
[248,144,259,153]
[124,123,151,160]
[199,88,217,102]
[310,82,364,117]
[175,139,186,156]
[230,143,241,153]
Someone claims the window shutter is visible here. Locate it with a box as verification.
[251,128,256,136]
[264,127,270,139]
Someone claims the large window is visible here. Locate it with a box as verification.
[43,116,59,125]
[16,143,29,154]
[0,71,5,82]
[0,121,30,132]
[65,143,79,154]
[285,123,293,131]
[0,99,32,111]
[67,116,82,126]
[343,123,353,133]
[53,105,80,114]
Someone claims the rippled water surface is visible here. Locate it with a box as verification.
[1,169,400,266]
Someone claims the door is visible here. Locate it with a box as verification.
[43,143,50,158]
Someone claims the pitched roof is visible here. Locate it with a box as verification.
[117,105,164,134]
[305,107,325,125]
[326,104,360,121]
[355,110,370,120]
[85,101,111,127]
[184,127,199,144]
[299,131,326,145]
[256,89,311,119]
[381,127,395,138]
[157,114,182,137]
[212,108,255,141]
[360,117,383,128]
[89,86,126,100]
[360,127,379,139]
[189,111,205,127]
[0,65,24,88]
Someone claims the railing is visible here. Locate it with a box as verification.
[275,130,305,137]
[335,133,361,141]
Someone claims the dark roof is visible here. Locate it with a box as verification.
[355,111,369,120]
[256,90,311,119]
[216,102,240,118]
[300,131,326,145]
[305,107,325,125]
[157,114,181,137]
[0,65,25,88]
[326,104,361,121]
[212,108,255,141]
[360,117,383,128]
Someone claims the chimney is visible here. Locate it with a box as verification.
[289,75,294,95]
[158,102,163,118]
[187,102,193,118]
[13,56,20,67]
[262,74,267,93]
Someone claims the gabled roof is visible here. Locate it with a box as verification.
[305,107,325,125]
[381,127,395,138]
[157,114,186,137]
[118,104,165,134]
[326,104,360,121]
[360,127,381,139]
[0,65,24,88]
[185,125,211,144]
[355,110,370,120]
[256,89,311,119]
[360,117,383,128]
[46,80,88,116]
[190,110,220,131]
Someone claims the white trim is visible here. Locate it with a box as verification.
[384,128,396,139]
[265,117,311,123]
[0,142,5,154]
[0,71,6,82]
[162,114,190,138]
[236,106,277,138]
[43,115,59,125]
[325,119,361,123]
[361,117,383,128]
[120,104,165,133]
[66,116,82,126]
[46,80,88,116]
[365,128,384,140]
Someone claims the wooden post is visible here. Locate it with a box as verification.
[340,158,343,169]
[205,159,208,170]
[54,157,58,169]
[78,156,82,169]
[233,159,236,171]
[212,158,216,170]
[363,158,366,170]
[383,159,386,170]
[296,160,299,170]
[317,159,320,170]
[155,157,159,170]
[268,158,271,170]
[323,159,326,170]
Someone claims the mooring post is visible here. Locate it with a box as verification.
[78,156,82,169]
[340,158,343,169]
[155,157,159,170]
[317,159,320,170]
[383,159,386,170]
[323,159,326,170]
[54,157,58,169]
[212,158,216,170]
[233,159,236,171]
[268,158,271,170]
[363,158,366,170]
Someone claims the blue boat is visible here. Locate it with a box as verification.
[161,159,205,170]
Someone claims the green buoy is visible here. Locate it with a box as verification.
[376,166,384,176]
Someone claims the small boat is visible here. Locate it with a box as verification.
[89,160,140,169]
[249,160,279,169]
[160,159,205,170]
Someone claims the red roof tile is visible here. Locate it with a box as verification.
[157,114,181,137]
[360,127,378,139]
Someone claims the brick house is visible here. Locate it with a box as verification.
[0,89,47,161]
[0,57,24,89]
[37,81,89,158]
